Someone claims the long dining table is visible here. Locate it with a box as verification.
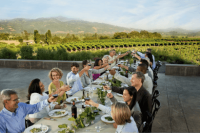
[33,61,139,133]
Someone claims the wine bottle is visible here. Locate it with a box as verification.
[71,101,77,118]
[82,90,85,99]
[125,70,128,78]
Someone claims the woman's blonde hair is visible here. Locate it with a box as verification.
[48,68,63,80]
[111,102,131,125]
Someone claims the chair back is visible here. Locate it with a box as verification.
[142,99,161,132]
[152,85,157,94]
[45,91,49,94]
[152,90,160,100]
[152,99,161,120]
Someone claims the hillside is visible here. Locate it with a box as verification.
[0,17,133,34]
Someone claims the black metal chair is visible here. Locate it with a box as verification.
[152,90,160,101]
[151,99,161,120]
[45,91,49,94]
[25,101,34,128]
[152,85,157,94]
[142,99,161,132]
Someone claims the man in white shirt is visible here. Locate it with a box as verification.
[109,64,153,94]
[66,62,90,95]
[137,48,156,70]
[108,49,129,68]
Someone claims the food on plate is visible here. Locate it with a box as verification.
[54,111,65,115]
[30,128,42,133]
[58,124,75,133]
[105,116,113,121]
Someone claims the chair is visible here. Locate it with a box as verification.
[152,85,157,94]
[152,90,160,101]
[142,99,161,132]
[45,91,49,94]
[25,101,34,128]
[25,119,34,128]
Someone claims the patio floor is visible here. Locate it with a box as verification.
[0,67,200,132]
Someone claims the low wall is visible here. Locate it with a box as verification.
[0,59,85,70]
[165,64,200,76]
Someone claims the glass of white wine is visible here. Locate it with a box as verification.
[107,90,112,93]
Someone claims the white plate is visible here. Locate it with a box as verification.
[116,93,123,97]
[48,109,68,118]
[66,97,81,103]
[24,124,49,133]
[101,114,115,123]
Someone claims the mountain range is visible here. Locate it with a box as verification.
[0,17,199,34]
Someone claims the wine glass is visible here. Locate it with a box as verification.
[107,90,112,93]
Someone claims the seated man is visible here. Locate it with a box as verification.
[119,59,153,80]
[103,71,152,123]
[102,55,109,64]
[108,49,129,68]
[136,48,156,70]
[110,64,153,94]
[0,89,57,133]
[66,62,90,95]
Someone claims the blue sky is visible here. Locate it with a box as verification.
[1,0,200,30]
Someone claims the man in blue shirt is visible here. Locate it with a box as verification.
[0,89,57,133]
[66,62,90,95]
[137,48,156,70]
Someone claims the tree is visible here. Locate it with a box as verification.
[23,30,29,40]
[18,37,23,44]
[113,32,128,39]
[0,33,9,40]
[52,36,62,44]
[34,30,40,44]
[45,30,52,45]
[127,31,141,38]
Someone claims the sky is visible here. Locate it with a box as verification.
[0,0,200,30]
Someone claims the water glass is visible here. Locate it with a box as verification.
[84,118,90,127]
[95,124,101,132]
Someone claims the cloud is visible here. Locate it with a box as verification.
[0,0,200,30]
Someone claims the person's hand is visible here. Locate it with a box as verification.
[61,104,67,109]
[104,65,110,70]
[48,96,58,103]
[103,85,111,90]
[84,65,91,71]
[107,93,113,99]
[113,122,118,128]
[85,99,96,107]
[61,85,71,91]
[109,69,116,75]
[118,64,123,68]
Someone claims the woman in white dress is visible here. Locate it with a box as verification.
[27,78,70,123]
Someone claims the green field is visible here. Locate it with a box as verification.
[0,38,199,65]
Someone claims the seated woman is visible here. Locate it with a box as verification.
[85,101,138,133]
[48,68,67,104]
[81,60,109,88]
[92,59,109,80]
[28,78,70,123]
[107,87,142,131]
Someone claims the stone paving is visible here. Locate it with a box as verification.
[0,67,200,132]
